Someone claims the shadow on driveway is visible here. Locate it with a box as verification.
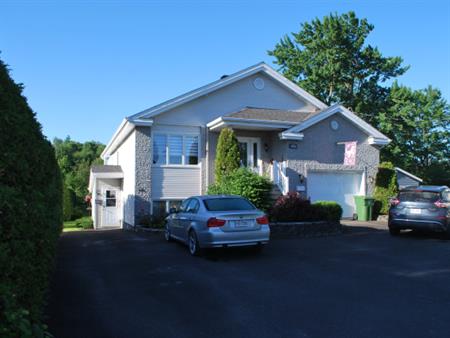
[46,227,450,338]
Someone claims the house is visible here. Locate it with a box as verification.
[88,62,390,229]
[395,167,423,189]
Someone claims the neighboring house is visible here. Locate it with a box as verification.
[395,167,423,189]
[88,62,390,229]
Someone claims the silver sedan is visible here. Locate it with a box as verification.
[164,195,270,255]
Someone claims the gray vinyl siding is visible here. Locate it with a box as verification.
[152,73,314,126]
[151,167,201,199]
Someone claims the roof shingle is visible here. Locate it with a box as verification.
[226,107,320,123]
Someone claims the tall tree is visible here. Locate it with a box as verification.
[378,82,450,184]
[268,11,408,124]
[53,137,105,218]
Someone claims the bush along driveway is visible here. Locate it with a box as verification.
[47,227,450,338]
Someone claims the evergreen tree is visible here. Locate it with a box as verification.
[214,128,240,183]
[268,11,408,124]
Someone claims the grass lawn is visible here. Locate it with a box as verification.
[63,216,93,232]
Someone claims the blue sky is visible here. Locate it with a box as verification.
[1,0,449,144]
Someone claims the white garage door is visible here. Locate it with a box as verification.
[308,171,364,218]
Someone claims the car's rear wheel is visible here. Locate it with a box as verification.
[389,225,400,236]
[188,230,202,256]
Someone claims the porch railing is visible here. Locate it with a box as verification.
[271,160,289,195]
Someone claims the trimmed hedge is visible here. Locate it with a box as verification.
[373,162,398,216]
[270,193,342,222]
[208,167,272,210]
[0,58,63,336]
[313,200,343,222]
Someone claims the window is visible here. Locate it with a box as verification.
[153,134,167,165]
[169,200,182,212]
[203,198,255,211]
[184,136,199,165]
[153,200,183,217]
[398,191,440,203]
[168,135,183,164]
[179,199,192,213]
[153,133,199,165]
[105,190,116,207]
[442,190,450,202]
[186,199,200,213]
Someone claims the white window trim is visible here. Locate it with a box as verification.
[152,132,201,167]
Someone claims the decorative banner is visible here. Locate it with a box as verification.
[344,141,357,165]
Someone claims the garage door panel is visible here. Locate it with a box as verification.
[308,171,363,218]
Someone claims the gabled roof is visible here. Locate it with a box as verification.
[127,62,327,121]
[395,167,423,183]
[280,104,391,146]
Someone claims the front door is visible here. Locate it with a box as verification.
[237,137,261,174]
[101,189,120,227]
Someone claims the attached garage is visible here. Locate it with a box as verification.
[307,170,365,218]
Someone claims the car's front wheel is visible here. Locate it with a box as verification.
[188,230,202,256]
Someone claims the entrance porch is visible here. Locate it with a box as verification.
[88,165,124,229]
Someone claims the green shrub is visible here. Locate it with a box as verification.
[74,216,93,229]
[312,201,343,222]
[208,168,272,210]
[269,194,342,222]
[373,162,398,216]
[137,215,165,229]
[0,58,62,336]
[270,192,314,221]
[214,128,240,183]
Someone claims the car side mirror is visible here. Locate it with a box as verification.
[169,207,178,214]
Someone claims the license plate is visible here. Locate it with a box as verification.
[409,208,421,215]
[230,220,253,228]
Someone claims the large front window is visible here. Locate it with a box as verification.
[153,134,199,165]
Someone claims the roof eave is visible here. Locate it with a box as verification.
[395,167,423,182]
[207,117,296,131]
[101,118,153,159]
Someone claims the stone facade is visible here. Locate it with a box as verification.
[284,114,380,195]
[134,126,152,225]
[207,113,380,196]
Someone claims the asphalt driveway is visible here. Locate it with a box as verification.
[46,226,450,338]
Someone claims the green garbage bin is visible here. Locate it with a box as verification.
[354,196,375,221]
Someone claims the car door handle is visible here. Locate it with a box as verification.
[179,216,188,220]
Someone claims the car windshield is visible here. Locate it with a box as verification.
[203,198,255,211]
[398,191,440,203]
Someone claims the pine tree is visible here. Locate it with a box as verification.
[214,128,240,183]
